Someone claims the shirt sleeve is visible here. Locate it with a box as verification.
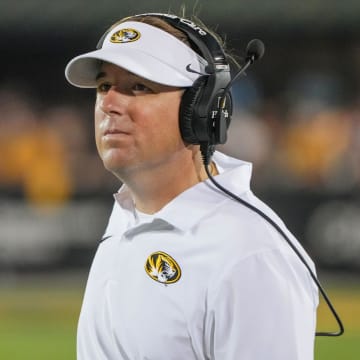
[204,248,318,360]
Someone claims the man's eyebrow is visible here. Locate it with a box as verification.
[95,72,107,81]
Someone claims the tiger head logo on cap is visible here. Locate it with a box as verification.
[110,28,141,43]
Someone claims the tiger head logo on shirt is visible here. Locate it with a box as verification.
[145,251,181,284]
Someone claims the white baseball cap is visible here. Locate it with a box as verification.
[65,21,208,88]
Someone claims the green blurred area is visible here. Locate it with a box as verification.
[315,280,360,359]
[0,273,359,359]
[0,273,84,360]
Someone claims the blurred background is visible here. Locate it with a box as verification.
[0,0,359,358]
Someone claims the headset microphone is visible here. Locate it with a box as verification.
[246,38,266,62]
[221,39,265,108]
[202,39,265,163]
[212,39,265,147]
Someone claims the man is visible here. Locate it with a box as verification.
[65,13,318,359]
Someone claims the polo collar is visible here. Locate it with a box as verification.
[113,152,252,232]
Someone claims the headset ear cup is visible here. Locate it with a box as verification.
[179,76,207,144]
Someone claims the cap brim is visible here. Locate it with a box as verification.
[66,48,200,88]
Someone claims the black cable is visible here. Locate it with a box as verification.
[201,147,344,337]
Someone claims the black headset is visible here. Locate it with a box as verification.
[97,12,233,146]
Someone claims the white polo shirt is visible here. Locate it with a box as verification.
[77,151,318,360]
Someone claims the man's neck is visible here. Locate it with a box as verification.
[115,149,209,214]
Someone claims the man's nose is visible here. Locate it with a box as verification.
[99,88,130,115]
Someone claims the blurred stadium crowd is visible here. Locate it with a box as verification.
[0,87,116,205]
[1,70,359,206]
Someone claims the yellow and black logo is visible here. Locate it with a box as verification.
[145,251,181,284]
[110,28,141,43]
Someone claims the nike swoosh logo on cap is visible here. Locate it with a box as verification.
[186,64,206,75]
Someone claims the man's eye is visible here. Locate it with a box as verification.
[97,83,111,93]
[132,83,152,93]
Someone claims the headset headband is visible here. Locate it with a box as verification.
[131,13,229,74]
